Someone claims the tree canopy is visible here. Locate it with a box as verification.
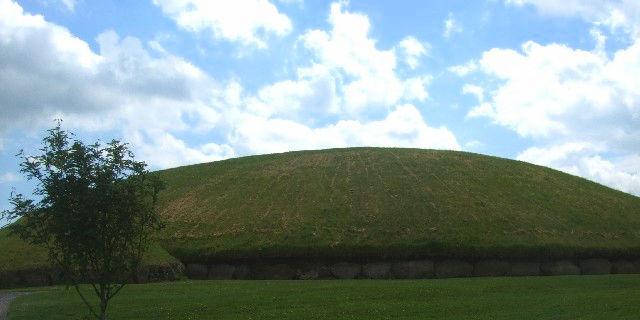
[2,123,164,320]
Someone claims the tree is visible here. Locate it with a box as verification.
[2,123,164,320]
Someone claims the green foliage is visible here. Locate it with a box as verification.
[2,124,164,319]
[9,276,640,319]
[152,147,640,262]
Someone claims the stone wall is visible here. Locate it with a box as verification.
[3,257,640,288]
[184,258,640,280]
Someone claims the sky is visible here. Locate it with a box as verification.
[0,0,639,225]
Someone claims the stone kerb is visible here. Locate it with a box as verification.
[208,264,235,280]
[579,259,611,275]
[186,263,208,280]
[541,260,580,276]
[362,263,391,279]
[179,257,640,280]
[474,260,511,277]
[435,259,474,278]
[331,262,362,279]
[390,260,434,279]
[612,260,637,274]
[6,257,640,288]
[510,262,541,276]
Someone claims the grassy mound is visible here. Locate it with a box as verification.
[152,147,640,262]
[2,147,640,274]
[0,225,181,281]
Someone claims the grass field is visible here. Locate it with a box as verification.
[7,275,640,319]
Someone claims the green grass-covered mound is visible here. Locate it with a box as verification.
[2,147,640,276]
[0,226,181,278]
[152,148,640,262]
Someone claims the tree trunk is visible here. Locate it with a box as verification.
[99,295,108,320]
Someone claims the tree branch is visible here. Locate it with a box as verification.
[73,283,100,320]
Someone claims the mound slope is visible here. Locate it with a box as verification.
[153,148,640,262]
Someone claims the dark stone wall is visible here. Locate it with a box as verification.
[182,257,640,280]
[5,257,640,288]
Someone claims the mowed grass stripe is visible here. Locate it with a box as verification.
[8,275,640,319]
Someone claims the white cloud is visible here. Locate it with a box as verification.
[448,60,478,76]
[247,63,340,119]
[60,0,75,12]
[462,84,484,102]
[397,36,429,69]
[225,2,448,155]
[0,0,236,168]
[0,0,102,131]
[299,2,430,115]
[443,12,463,38]
[464,140,482,149]
[506,0,640,36]
[517,143,640,196]
[464,35,640,195]
[403,76,431,101]
[132,132,236,169]
[41,0,77,12]
[232,104,460,154]
[0,0,459,172]
[277,0,302,4]
[0,172,20,183]
[467,40,640,143]
[152,0,292,48]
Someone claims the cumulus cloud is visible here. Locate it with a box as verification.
[246,63,340,120]
[467,40,640,144]
[276,0,303,4]
[0,0,219,134]
[461,18,640,194]
[228,2,452,154]
[0,0,236,167]
[506,0,640,36]
[152,0,292,48]
[60,0,76,12]
[298,2,430,115]
[448,60,478,76]
[397,36,429,69]
[0,0,102,130]
[462,84,484,102]
[518,143,640,196]
[443,12,462,38]
[130,132,236,169]
[231,104,460,154]
[0,0,459,170]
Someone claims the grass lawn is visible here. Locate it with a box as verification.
[8,275,640,319]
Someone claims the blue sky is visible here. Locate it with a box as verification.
[1,0,639,225]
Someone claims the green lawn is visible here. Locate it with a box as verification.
[8,275,640,319]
